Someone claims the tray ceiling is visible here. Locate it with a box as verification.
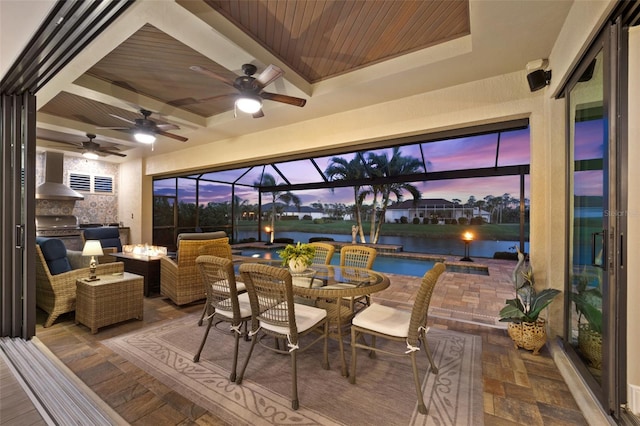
[33,0,572,162]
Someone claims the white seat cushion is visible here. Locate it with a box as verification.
[260,302,327,335]
[235,280,246,292]
[216,292,252,319]
[352,303,410,338]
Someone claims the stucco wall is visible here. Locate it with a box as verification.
[144,71,537,177]
[118,158,144,244]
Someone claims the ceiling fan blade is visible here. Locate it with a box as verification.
[252,110,265,119]
[156,123,179,131]
[156,130,188,142]
[96,126,130,130]
[197,93,236,103]
[99,149,127,157]
[260,91,306,107]
[255,64,283,88]
[108,114,136,124]
[46,140,82,147]
[190,65,235,87]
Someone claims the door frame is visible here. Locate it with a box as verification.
[562,14,629,418]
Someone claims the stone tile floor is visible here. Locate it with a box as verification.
[20,254,589,425]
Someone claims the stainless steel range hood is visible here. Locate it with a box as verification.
[35,152,84,200]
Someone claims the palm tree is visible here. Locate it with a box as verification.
[484,195,499,223]
[369,148,422,243]
[466,195,477,219]
[254,173,300,243]
[452,198,461,222]
[325,156,368,243]
[232,195,249,242]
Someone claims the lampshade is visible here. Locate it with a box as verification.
[134,130,156,144]
[82,151,99,160]
[82,240,104,256]
[236,95,262,114]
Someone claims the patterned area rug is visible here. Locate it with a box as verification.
[104,313,483,425]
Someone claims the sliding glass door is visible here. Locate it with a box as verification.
[565,16,629,417]
[567,48,607,389]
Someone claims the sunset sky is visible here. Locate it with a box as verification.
[154,120,604,206]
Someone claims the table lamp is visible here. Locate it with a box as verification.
[82,240,104,281]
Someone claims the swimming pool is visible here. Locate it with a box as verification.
[239,249,488,277]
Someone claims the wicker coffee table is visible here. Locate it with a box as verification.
[75,272,144,334]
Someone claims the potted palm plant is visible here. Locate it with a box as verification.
[278,242,316,273]
[499,250,561,355]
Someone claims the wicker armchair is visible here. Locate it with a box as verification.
[193,255,251,382]
[160,237,229,306]
[308,242,335,265]
[35,243,124,327]
[349,262,446,415]
[237,263,329,410]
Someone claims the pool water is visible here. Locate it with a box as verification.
[240,249,488,277]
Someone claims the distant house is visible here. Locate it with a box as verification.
[282,205,324,220]
[384,198,491,223]
[262,203,325,220]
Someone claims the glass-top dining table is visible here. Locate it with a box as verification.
[234,259,390,377]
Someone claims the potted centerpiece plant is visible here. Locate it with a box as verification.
[571,273,603,369]
[278,242,316,273]
[499,249,561,355]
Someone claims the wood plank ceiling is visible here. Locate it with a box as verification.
[36,0,470,158]
[207,0,471,82]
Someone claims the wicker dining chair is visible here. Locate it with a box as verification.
[339,245,377,309]
[193,255,251,382]
[349,262,446,415]
[196,240,244,326]
[236,263,330,410]
[308,242,335,265]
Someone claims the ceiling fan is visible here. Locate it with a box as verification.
[98,109,188,143]
[190,63,306,118]
[50,133,126,159]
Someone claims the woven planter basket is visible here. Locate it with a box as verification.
[507,319,547,355]
[578,322,602,369]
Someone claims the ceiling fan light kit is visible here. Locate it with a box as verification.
[43,133,127,158]
[191,63,306,118]
[236,95,262,114]
[100,109,187,143]
[82,151,99,160]
[134,130,156,144]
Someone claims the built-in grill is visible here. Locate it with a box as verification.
[36,215,80,234]
[36,215,83,250]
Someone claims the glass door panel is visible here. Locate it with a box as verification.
[568,50,606,386]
